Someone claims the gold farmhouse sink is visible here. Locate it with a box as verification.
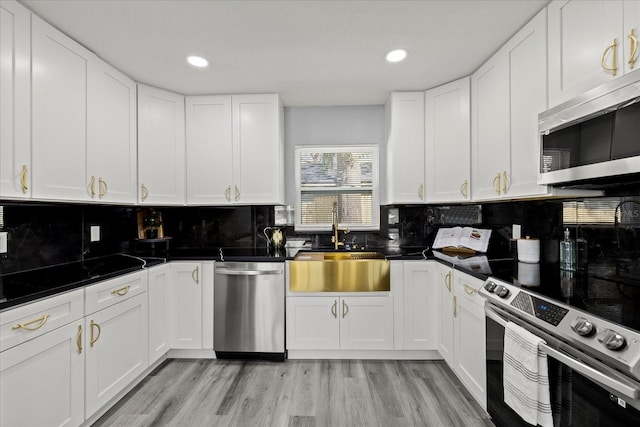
[290,251,390,292]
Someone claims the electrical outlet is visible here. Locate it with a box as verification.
[0,231,7,254]
[513,224,522,240]
[90,226,101,242]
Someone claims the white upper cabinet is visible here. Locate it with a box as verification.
[186,94,284,205]
[547,0,635,107]
[87,58,137,204]
[471,49,510,201]
[385,92,425,204]
[425,78,471,202]
[624,1,640,75]
[186,95,233,204]
[0,0,31,199]
[505,8,549,198]
[138,84,186,205]
[31,14,96,201]
[232,94,284,204]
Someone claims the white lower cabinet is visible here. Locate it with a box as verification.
[286,295,393,350]
[393,260,439,350]
[437,263,454,366]
[169,262,214,350]
[0,320,85,427]
[84,293,149,416]
[148,263,171,365]
[452,270,487,410]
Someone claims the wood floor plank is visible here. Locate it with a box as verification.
[93,359,494,427]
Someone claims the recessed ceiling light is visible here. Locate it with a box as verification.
[385,49,407,63]
[187,55,209,68]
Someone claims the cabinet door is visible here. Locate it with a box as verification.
[385,92,425,204]
[507,9,549,198]
[31,15,95,201]
[186,95,233,204]
[436,263,454,366]
[453,292,487,410]
[0,321,84,427]
[402,261,438,350]
[137,84,185,205]
[85,293,149,416]
[471,52,510,201]
[148,264,171,365]
[0,0,31,199]
[340,296,394,350]
[548,0,624,107]
[623,0,640,74]
[170,262,203,349]
[425,78,470,202]
[286,296,339,350]
[87,58,137,203]
[232,94,284,204]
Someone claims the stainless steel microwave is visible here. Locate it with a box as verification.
[538,69,640,186]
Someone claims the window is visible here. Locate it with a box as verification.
[563,197,640,226]
[295,145,379,231]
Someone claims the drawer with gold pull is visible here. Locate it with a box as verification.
[0,288,84,352]
[84,270,148,315]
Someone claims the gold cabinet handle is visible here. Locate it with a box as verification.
[98,178,108,199]
[225,186,231,202]
[141,184,149,202]
[20,164,28,193]
[111,285,130,296]
[234,185,240,201]
[12,314,50,331]
[192,266,200,284]
[342,300,349,318]
[77,324,83,354]
[629,29,638,69]
[601,38,618,76]
[502,171,509,194]
[453,296,457,318]
[464,284,478,295]
[418,183,424,200]
[493,173,501,195]
[331,300,337,318]
[90,320,101,347]
[460,180,468,198]
[89,176,96,198]
[444,272,452,292]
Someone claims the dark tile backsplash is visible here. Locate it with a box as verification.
[2,194,639,275]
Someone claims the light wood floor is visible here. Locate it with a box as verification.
[93,359,494,427]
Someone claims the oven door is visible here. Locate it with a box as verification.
[485,304,640,427]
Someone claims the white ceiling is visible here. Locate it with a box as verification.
[21,0,550,107]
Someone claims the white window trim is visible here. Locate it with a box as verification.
[294,145,380,232]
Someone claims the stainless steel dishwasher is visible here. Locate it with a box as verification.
[214,262,285,361]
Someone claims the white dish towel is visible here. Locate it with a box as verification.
[503,321,554,427]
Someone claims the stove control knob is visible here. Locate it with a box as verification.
[597,328,626,351]
[495,285,510,298]
[571,317,595,337]
[484,282,497,293]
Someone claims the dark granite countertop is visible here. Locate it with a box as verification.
[0,254,166,311]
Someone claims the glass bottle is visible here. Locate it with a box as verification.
[560,228,576,271]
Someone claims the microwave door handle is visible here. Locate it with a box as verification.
[486,305,640,400]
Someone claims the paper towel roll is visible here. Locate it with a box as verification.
[518,261,540,286]
[517,238,540,263]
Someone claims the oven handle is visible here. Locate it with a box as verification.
[486,305,640,400]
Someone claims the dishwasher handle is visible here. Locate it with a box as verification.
[215,268,283,276]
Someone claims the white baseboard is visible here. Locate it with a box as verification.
[287,349,442,360]
[167,348,216,359]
